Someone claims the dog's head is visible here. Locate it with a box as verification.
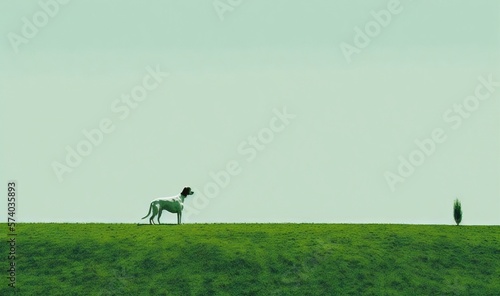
[181,186,194,197]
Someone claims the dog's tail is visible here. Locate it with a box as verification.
[141,202,153,220]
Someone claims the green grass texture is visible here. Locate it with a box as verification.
[1,223,499,295]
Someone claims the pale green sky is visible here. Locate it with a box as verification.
[1,0,499,224]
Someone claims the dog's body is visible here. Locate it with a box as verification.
[142,187,194,225]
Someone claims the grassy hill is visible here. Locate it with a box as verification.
[1,223,499,295]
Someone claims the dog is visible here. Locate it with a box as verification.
[142,186,194,225]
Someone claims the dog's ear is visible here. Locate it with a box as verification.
[181,187,190,196]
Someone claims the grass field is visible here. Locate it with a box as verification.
[1,223,499,295]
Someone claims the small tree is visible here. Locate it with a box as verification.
[453,199,462,226]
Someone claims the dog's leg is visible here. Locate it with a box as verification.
[150,204,158,225]
[157,209,162,225]
[178,212,182,225]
